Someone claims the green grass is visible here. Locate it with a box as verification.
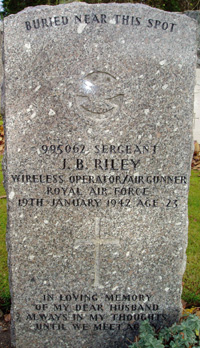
[0,154,200,310]
[182,170,200,305]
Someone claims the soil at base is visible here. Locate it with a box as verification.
[0,318,11,348]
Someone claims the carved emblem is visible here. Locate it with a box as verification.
[76,71,124,118]
[74,217,120,288]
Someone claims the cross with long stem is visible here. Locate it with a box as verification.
[75,217,120,288]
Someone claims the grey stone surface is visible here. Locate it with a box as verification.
[3,3,196,348]
[185,11,200,67]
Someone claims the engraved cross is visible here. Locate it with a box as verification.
[75,217,120,288]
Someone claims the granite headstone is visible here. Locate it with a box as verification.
[3,3,196,348]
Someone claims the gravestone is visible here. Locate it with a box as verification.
[3,3,196,348]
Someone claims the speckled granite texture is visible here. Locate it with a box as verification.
[3,3,196,348]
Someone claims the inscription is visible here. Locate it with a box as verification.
[17,197,179,208]
[9,140,186,210]
[11,173,187,185]
[40,143,157,155]
[24,14,177,33]
[25,292,167,332]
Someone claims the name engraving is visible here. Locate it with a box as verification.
[10,141,187,210]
